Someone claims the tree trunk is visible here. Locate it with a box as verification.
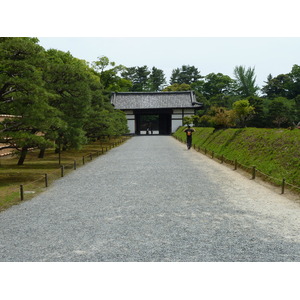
[38,147,45,158]
[18,147,28,165]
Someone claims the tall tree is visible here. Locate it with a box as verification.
[91,56,131,92]
[133,66,150,91]
[247,96,266,127]
[266,97,293,128]
[121,66,150,91]
[202,72,235,98]
[261,73,293,99]
[148,67,166,91]
[288,64,300,99]
[43,49,92,151]
[0,37,62,165]
[84,70,129,139]
[294,95,300,121]
[233,66,259,97]
[170,65,201,85]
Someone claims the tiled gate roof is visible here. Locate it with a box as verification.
[111,91,201,110]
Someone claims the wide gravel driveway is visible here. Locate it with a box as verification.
[1,136,300,261]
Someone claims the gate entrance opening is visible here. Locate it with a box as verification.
[135,109,172,135]
[139,115,159,134]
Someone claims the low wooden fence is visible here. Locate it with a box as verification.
[174,136,300,195]
[3,138,127,204]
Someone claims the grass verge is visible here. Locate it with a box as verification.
[174,127,300,193]
[0,136,129,212]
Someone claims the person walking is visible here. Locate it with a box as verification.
[183,125,195,150]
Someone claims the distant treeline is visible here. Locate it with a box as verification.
[82,53,300,129]
[111,60,300,130]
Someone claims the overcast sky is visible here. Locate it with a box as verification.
[38,37,300,89]
[2,1,300,91]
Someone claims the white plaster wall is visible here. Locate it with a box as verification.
[127,119,135,134]
[184,109,195,115]
[173,109,182,114]
[126,114,134,120]
[172,119,183,132]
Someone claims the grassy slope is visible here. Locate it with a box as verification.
[174,127,300,187]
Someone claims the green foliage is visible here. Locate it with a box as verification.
[183,116,193,125]
[91,56,131,91]
[148,67,166,91]
[162,83,191,91]
[233,65,259,97]
[261,65,300,100]
[170,65,201,85]
[266,97,294,128]
[202,72,235,98]
[232,99,255,127]
[0,39,129,165]
[195,106,234,128]
[43,49,92,150]
[121,66,151,91]
[0,37,63,164]
[261,74,293,99]
[120,65,167,92]
[289,64,300,98]
[294,95,300,120]
[210,106,235,128]
[247,96,266,127]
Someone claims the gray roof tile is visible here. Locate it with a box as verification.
[111,91,200,110]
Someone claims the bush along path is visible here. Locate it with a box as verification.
[174,127,300,194]
[0,136,129,212]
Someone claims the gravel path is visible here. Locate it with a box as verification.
[1,136,300,262]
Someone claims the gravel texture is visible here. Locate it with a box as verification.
[1,136,300,262]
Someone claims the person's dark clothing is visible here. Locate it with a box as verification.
[183,128,195,149]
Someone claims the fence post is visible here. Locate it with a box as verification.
[90,153,93,161]
[45,174,48,187]
[74,160,77,170]
[61,165,64,177]
[20,185,24,201]
[221,155,224,164]
[234,159,237,170]
[281,178,286,194]
[252,166,256,180]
